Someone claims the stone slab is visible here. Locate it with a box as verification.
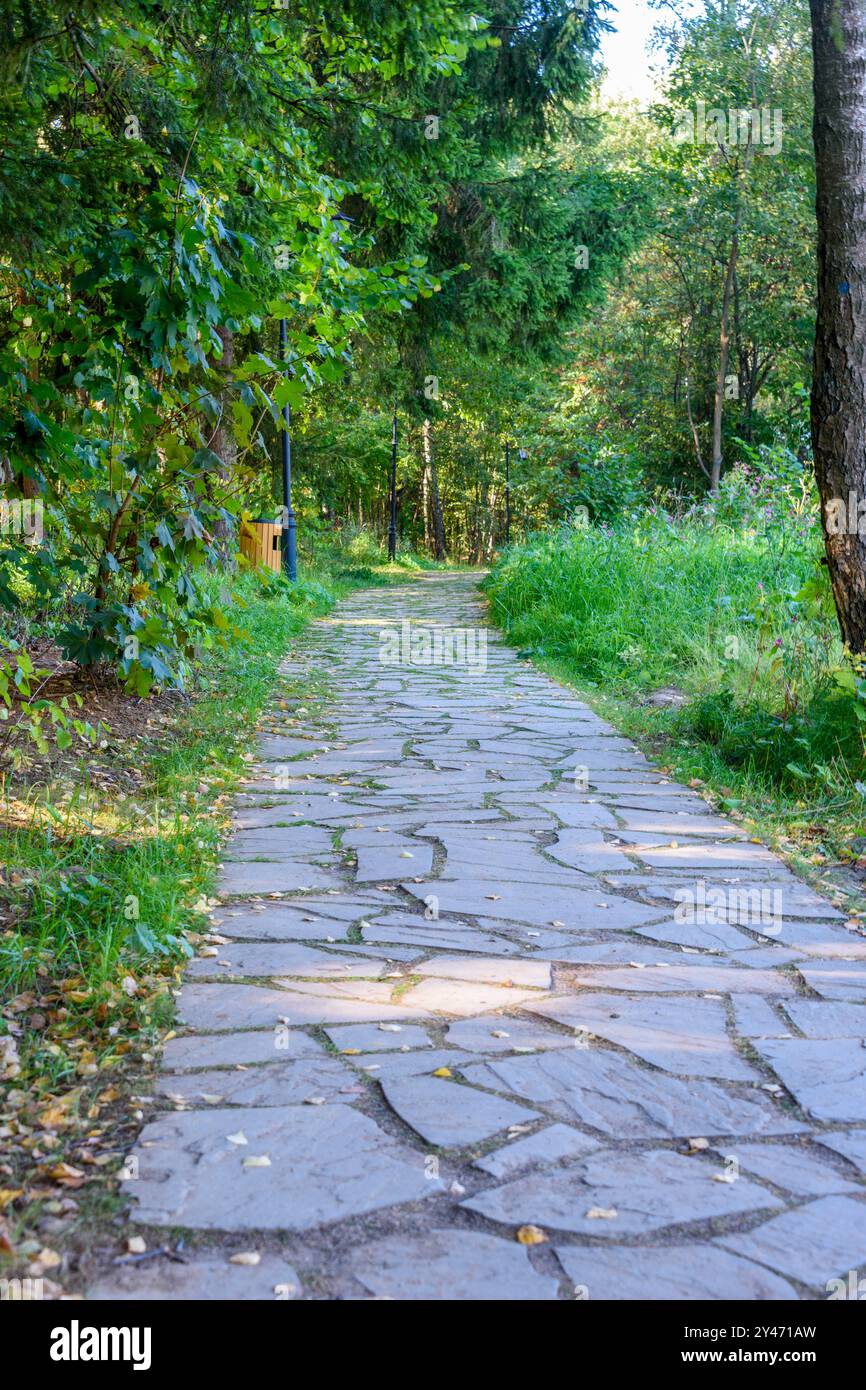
[556,1244,795,1301]
[325,1023,433,1053]
[566,965,795,995]
[460,1050,803,1139]
[186,943,389,979]
[474,1123,600,1179]
[725,1142,861,1196]
[177,982,429,1029]
[156,1057,354,1107]
[783,1000,866,1038]
[88,1254,302,1301]
[348,1231,559,1301]
[463,1149,782,1236]
[444,1017,574,1055]
[716,1196,866,1288]
[524,992,757,1081]
[163,1028,324,1070]
[401,978,549,1017]
[381,1075,540,1146]
[753,1037,866,1122]
[817,1131,866,1175]
[217,861,341,895]
[128,1105,432,1230]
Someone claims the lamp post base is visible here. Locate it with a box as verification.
[283,513,297,581]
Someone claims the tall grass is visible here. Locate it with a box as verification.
[485,521,817,690]
[485,515,866,872]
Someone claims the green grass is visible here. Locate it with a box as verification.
[485,519,866,911]
[1,534,441,990]
[0,569,330,1080]
[485,521,819,688]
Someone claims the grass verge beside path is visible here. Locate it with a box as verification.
[484,525,866,925]
[533,652,866,919]
[0,547,433,1291]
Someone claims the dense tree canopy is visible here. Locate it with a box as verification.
[0,1,858,674]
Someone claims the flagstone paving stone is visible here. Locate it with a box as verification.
[89,1255,303,1301]
[463,1149,783,1236]
[128,1105,432,1230]
[217,861,341,895]
[783,999,866,1037]
[401,879,663,931]
[361,919,526,956]
[555,1245,797,1301]
[155,1057,357,1107]
[350,1049,475,1080]
[185,943,391,979]
[566,964,797,995]
[414,956,552,988]
[722,1142,862,1196]
[177,981,430,1029]
[715,1195,866,1288]
[348,1230,559,1301]
[474,1123,601,1179]
[730,994,790,1039]
[817,1131,866,1174]
[162,1027,324,1070]
[751,1037,866,1122]
[444,1016,575,1054]
[460,1049,803,1138]
[382,1074,540,1146]
[213,906,356,941]
[399,977,548,1016]
[95,573,866,1301]
[324,1022,434,1052]
[798,960,866,1001]
[524,992,759,1081]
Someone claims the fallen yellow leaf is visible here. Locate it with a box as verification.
[516,1225,547,1245]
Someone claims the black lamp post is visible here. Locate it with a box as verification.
[388,392,398,561]
[505,437,511,545]
[278,318,297,581]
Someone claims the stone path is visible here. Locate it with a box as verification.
[94,573,866,1300]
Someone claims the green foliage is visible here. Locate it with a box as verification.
[0,0,481,683]
[0,646,103,772]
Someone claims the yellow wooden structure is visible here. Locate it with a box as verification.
[240,517,283,574]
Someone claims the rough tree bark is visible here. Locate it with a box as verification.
[811,0,866,651]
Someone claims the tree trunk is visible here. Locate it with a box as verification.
[209,325,236,561]
[710,216,740,492]
[486,483,498,559]
[422,416,446,558]
[421,442,431,550]
[810,0,866,651]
